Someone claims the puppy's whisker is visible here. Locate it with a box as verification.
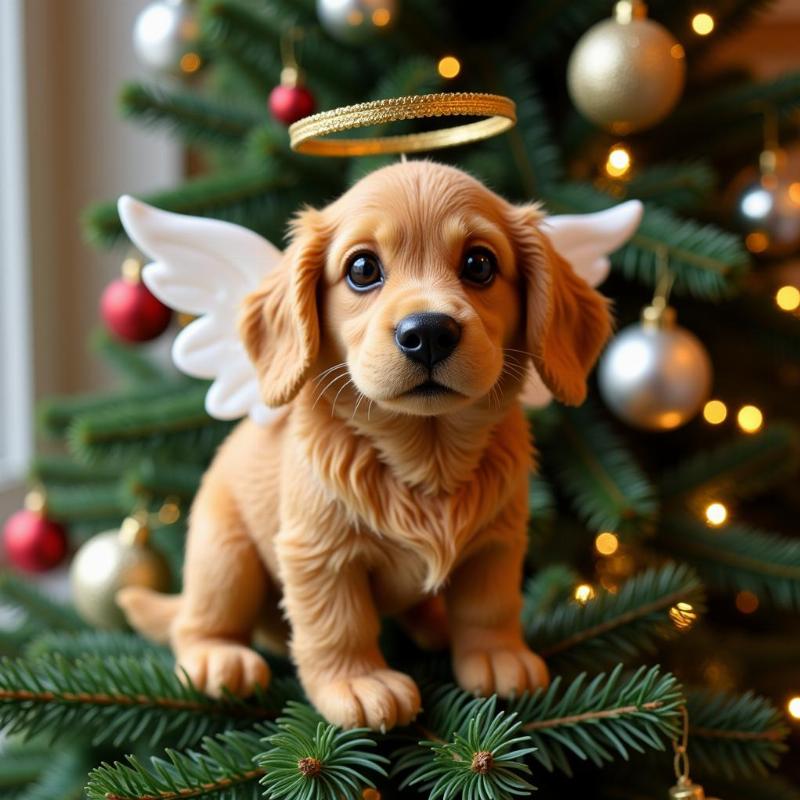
[352,391,366,419]
[367,399,375,422]
[331,379,354,417]
[313,371,351,408]
[312,362,348,385]
[504,347,537,360]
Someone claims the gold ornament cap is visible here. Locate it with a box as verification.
[289,92,516,157]
[669,778,706,799]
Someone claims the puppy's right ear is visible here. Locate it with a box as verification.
[239,209,328,407]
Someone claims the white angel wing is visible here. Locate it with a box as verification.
[117,196,283,423]
[521,200,644,409]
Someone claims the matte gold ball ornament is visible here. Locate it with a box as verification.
[567,0,686,134]
[69,513,171,630]
[598,302,712,431]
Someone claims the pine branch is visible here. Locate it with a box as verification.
[659,424,800,505]
[119,83,261,148]
[28,454,122,486]
[521,564,580,628]
[401,666,682,780]
[38,381,189,438]
[398,696,536,799]
[544,183,750,299]
[0,653,299,748]
[67,385,233,467]
[510,0,611,59]
[12,747,89,800]
[201,0,365,102]
[259,703,388,800]
[687,688,789,779]
[0,743,53,789]
[665,72,800,151]
[91,329,168,386]
[86,724,270,800]
[24,630,171,663]
[82,165,300,248]
[538,401,658,537]
[492,62,564,196]
[657,515,800,609]
[527,564,705,669]
[0,574,86,633]
[42,482,128,523]
[123,461,204,505]
[615,160,716,212]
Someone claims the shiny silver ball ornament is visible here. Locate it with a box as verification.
[598,305,712,431]
[567,0,686,134]
[69,515,171,630]
[317,0,397,43]
[133,0,201,76]
[736,174,800,257]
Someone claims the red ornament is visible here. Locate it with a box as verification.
[268,83,316,126]
[101,258,172,342]
[3,508,68,573]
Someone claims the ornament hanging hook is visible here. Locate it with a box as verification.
[653,245,675,308]
[672,705,691,784]
[760,104,780,178]
[280,26,304,86]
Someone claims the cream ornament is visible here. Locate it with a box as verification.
[118,195,642,418]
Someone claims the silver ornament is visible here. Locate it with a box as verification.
[567,0,685,134]
[133,0,201,76]
[736,175,800,257]
[598,306,712,431]
[317,0,397,43]
[69,515,171,630]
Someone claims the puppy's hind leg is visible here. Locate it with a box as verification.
[171,478,271,699]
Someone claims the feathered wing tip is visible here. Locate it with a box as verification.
[117,196,284,424]
[521,200,644,410]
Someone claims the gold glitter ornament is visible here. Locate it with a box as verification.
[567,0,686,134]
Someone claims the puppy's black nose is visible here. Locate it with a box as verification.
[395,312,461,369]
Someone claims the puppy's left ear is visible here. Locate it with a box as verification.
[239,209,328,407]
[511,205,613,406]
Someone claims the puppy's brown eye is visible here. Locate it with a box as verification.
[461,247,496,286]
[346,252,384,292]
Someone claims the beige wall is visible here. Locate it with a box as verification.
[0,0,181,520]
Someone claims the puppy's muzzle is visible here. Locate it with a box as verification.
[395,312,461,369]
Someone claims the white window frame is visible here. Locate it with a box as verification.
[0,0,33,492]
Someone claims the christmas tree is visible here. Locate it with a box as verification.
[2,0,800,798]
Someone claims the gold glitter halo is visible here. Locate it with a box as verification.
[289,92,516,157]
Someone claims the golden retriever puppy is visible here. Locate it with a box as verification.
[119,160,612,731]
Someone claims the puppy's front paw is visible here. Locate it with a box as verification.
[454,642,549,697]
[176,640,271,698]
[308,669,421,731]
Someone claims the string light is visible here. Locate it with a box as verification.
[437,56,461,79]
[605,144,632,178]
[737,405,763,434]
[788,697,800,720]
[574,583,596,604]
[371,8,391,26]
[669,602,697,630]
[704,502,728,527]
[776,285,800,312]
[595,531,619,556]
[789,182,800,205]
[179,52,202,74]
[745,232,769,253]
[691,12,715,35]
[735,590,759,614]
[703,399,727,425]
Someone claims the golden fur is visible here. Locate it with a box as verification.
[118,160,611,730]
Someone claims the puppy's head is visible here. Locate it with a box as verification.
[240,161,611,417]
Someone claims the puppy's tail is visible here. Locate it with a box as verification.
[116,587,182,645]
